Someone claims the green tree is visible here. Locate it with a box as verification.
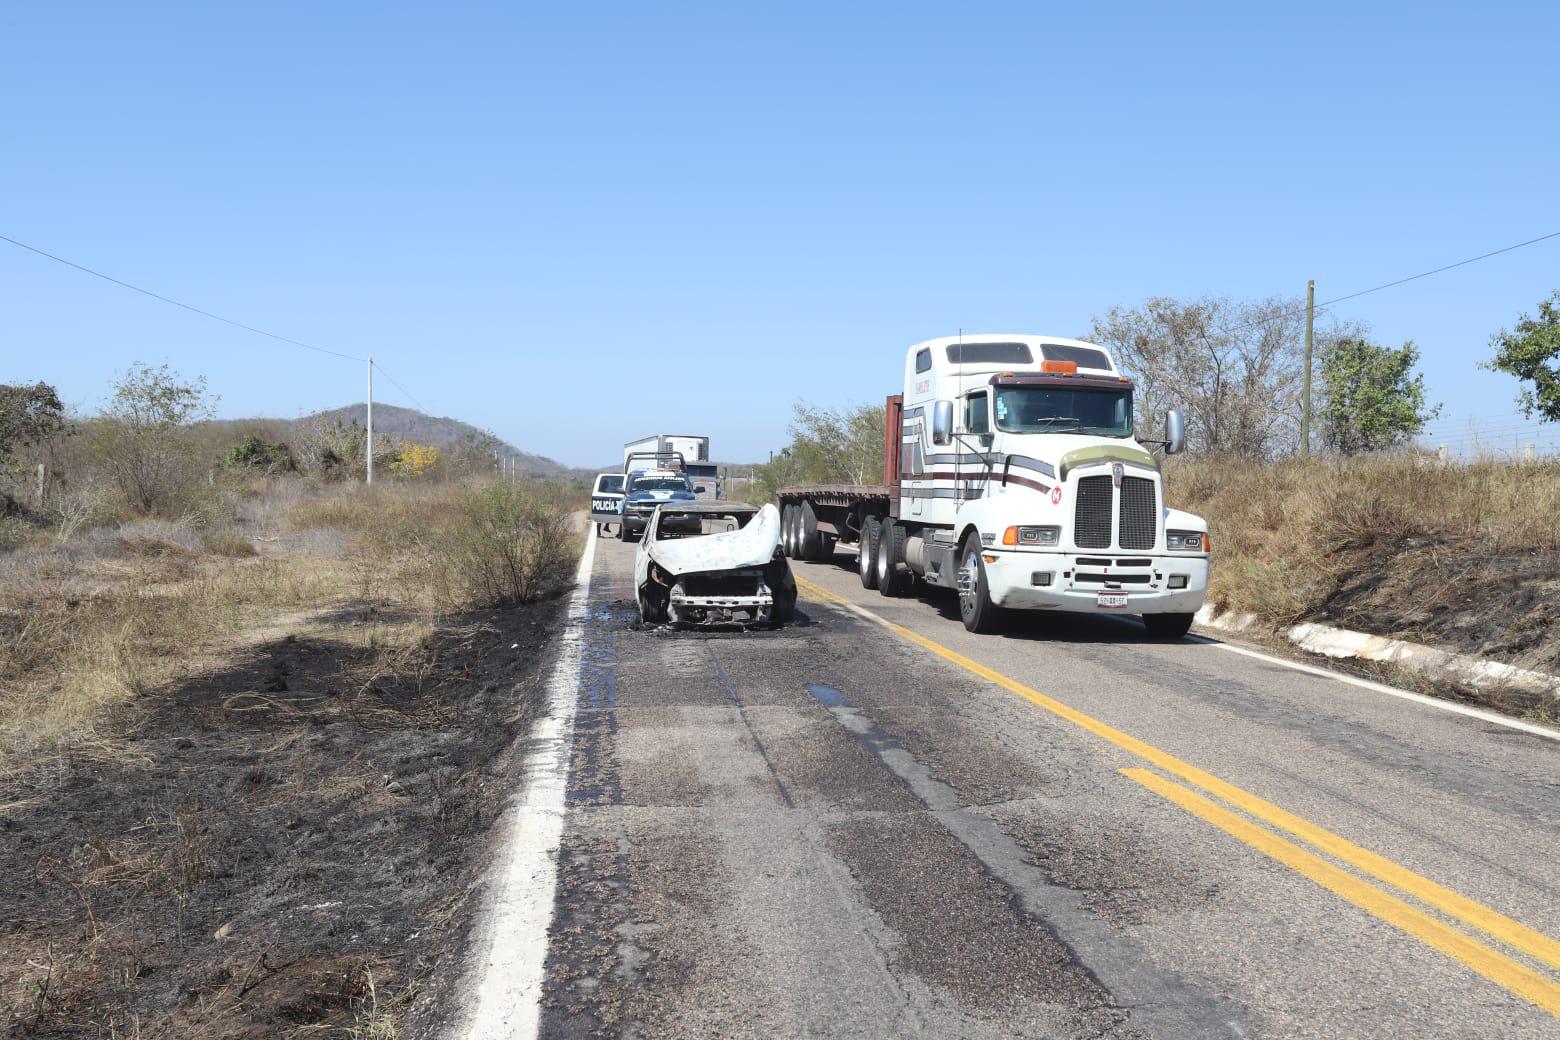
[94,363,216,513]
[1318,338,1440,454]
[1483,291,1560,422]
[754,401,884,501]
[0,382,67,464]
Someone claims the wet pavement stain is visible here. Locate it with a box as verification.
[540,575,662,1039]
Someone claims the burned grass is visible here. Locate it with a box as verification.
[1,597,565,1038]
[1167,455,1560,691]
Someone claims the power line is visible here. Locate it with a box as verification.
[2,231,435,414]
[370,360,429,414]
[1219,229,1560,337]
[1,232,368,363]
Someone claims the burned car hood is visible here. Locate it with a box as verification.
[644,503,781,577]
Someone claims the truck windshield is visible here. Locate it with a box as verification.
[993,386,1132,437]
[596,475,624,493]
[631,478,688,492]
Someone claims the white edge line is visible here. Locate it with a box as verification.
[456,526,596,1040]
[1194,635,1560,742]
[796,578,1560,743]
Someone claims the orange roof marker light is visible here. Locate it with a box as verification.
[1040,359,1078,375]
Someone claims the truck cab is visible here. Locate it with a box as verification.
[896,335,1208,634]
[618,468,698,541]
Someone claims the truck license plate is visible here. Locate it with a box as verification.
[1097,592,1129,609]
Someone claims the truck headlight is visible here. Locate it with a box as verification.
[1167,530,1208,552]
[1003,525,1061,547]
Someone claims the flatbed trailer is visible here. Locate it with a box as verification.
[776,393,902,561]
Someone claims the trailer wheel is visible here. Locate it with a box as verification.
[957,533,1003,633]
[781,505,797,558]
[876,521,910,596]
[799,502,828,560]
[1143,613,1194,639]
[858,517,881,589]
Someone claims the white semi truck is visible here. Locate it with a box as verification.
[777,335,1210,636]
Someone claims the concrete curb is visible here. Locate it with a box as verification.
[1193,606,1560,701]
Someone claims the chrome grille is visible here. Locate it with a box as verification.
[1074,476,1112,549]
[1118,476,1157,550]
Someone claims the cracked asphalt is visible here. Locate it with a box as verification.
[531,535,1560,1038]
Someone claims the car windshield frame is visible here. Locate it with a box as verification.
[992,385,1133,437]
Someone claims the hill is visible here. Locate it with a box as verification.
[303,403,573,478]
[201,404,581,480]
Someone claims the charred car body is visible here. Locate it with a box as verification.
[634,502,796,626]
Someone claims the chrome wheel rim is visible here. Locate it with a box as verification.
[958,548,979,616]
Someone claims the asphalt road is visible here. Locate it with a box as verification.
[520,533,1560,1039]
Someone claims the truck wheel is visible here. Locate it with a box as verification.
[876,521,910,597]
[1143,613,1194,639]
[799,502,823,561]
[858,517,881,589]
[618,520,631,541]
[957,534,1003,633]
[783,505,799,558]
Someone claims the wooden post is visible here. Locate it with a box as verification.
[1300,279,1315,458]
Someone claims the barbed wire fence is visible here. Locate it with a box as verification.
[1416,412,1560,461]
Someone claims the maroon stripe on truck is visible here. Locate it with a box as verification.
[917,470,1052,494]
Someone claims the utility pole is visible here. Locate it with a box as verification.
[366,356,374,485]
[1300,279,1315,459]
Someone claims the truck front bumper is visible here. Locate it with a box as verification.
[980,550,1208,615]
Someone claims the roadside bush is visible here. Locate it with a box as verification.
[88,363,216,516]
[223,434,297,475]
[433,483,579,608]
[202,528,259,557]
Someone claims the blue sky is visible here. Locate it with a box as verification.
[3,2,1557,465]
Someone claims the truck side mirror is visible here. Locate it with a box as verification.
[1165,409,1186,455]
[932,400,953,446]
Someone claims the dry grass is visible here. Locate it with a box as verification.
[1165,454,1560,623]
[0,476,580,758]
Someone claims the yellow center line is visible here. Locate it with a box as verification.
[1122,768,1560,1016]
[794,575,1560,978]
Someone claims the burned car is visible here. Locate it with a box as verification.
[634,502,796,626]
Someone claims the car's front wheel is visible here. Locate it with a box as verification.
[638,586,667,624]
